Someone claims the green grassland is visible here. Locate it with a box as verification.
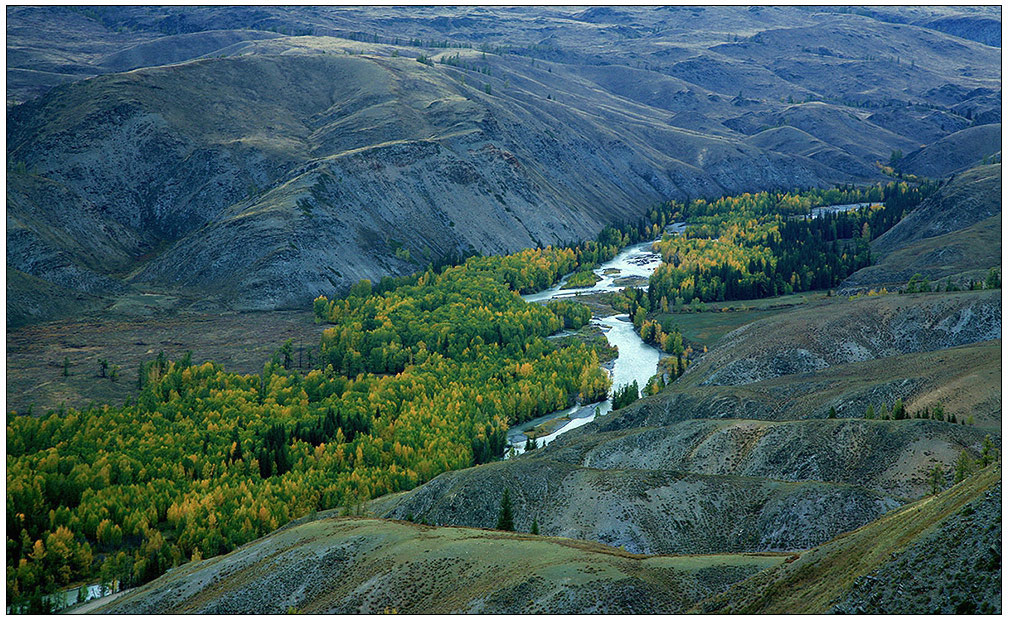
[652,290,830,350]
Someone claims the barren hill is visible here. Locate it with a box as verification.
[6,6,1002,324]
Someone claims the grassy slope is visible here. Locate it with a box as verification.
[691,463,1001,613]
[653,289,829,349]
[91,517,787,614]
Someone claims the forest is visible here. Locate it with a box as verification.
[6,244,617,612]
[646,181,938,308]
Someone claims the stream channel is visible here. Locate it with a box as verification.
[505,222,685,457]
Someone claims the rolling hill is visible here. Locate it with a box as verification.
[6,6,1002,324]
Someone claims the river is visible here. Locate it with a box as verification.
[506,224,683,456]
[7,581,120,614]
[808,202,878,218]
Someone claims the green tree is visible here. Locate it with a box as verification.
[985,267,1001,290]
[889,149,903,170]
[929,465,944,495]
[828,406,837,419]
[954,450,974,483]
[98,358,108,378]
[63,356,70,377]
[612,381,640,410]
[906,273,928,294]
[496,489,514,531]
[530,517,539,535]
[276,339,294,370]
[979,435,996,467]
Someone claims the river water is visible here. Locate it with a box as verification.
[808,202,877,218]
[7,581,119,614]
[506,225,684,456]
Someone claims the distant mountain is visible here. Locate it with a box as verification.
[6,6,1002,322]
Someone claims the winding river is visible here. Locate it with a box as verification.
[506,224,684,456]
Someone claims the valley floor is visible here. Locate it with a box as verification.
[6,310,324,415]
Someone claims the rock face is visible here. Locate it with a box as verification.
[6,6,1002,322]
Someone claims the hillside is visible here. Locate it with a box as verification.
[678,290,1000,386]
[694,464,1000,614]
[87,517,790,614]
[368,459,902,556]
[6,46,834,318]
[900,124,1001,178]
[6,6,1002,324]
[839,163,1001,292]
[596,340,1001,433]
[84,465,999,615]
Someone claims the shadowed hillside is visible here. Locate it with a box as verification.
[694,464,1000,614]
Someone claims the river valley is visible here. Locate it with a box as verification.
[506,225,685,455]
